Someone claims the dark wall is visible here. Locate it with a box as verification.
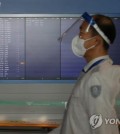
[0,0,120,14]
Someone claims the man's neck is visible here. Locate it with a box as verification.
[84,51,108,63]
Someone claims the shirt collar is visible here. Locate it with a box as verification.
[83,55,112,72]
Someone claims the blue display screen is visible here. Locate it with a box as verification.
[0,18,25,80]
[26,18,60,79]
[0,17,119,80]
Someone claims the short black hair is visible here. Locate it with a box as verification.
[91,14,116,50]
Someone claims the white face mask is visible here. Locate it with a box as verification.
[71,35,96,57]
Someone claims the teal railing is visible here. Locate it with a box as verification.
[0,100,66,107]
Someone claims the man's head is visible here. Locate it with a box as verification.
[79,13,116,60]
[91,14,116,50]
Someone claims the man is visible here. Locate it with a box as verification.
[49,12,120,134]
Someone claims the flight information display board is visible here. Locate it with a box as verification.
[0,18,25,80]
[26,18,60,79]
[0,16,119,80]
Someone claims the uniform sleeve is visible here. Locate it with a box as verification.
[86,73,119,134]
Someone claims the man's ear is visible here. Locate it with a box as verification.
[94,35,103,46]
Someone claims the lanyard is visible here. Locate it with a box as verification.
[82,59,105,73]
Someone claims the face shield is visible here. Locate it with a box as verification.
[58,12,111,45]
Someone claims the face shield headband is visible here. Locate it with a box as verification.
[82,12,111,45]
[58,12,111,45]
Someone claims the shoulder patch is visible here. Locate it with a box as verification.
[90,85,101,98]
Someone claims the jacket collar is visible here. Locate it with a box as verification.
[83,55,112,73]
